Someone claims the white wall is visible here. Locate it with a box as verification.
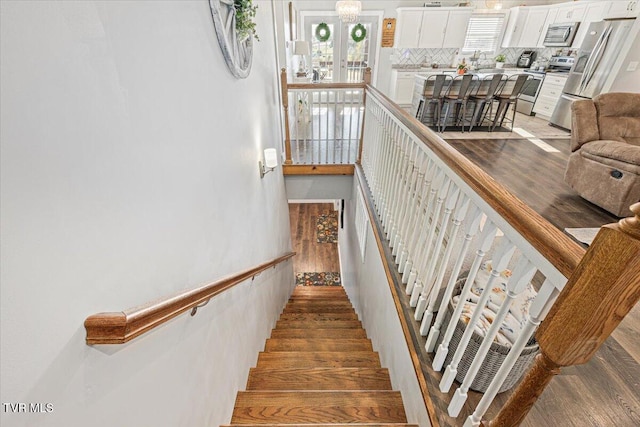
[0,1,292,426]
[339,176,431,427]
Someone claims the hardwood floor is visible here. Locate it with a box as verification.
[289,202,340,274]
[445,137,619,231]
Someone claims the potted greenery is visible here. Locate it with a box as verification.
[495,54,506,69]
[234,0,259,41]
[457,60,468,75]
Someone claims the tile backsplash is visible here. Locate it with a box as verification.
[391,47,558,68]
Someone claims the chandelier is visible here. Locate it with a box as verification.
[336,1,362,23]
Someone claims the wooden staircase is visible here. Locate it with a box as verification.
[225,285,418,426]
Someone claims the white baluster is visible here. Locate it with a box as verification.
[440,236,516,393]
[464,279,562,427]
[424,205,481,343]
[410,175,451,308]
[415,184,460,321]
[434,221,497,372]
[448,257,537,417]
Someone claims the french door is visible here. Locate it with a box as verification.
[302,15,378,83]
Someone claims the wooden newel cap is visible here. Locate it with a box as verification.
[619,202,640,239]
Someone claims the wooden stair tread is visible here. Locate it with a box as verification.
[231,391,407,424]
[278,312,359,321]
[265,338,373,352]
[247,367,392,390]
[275,319,362,329]
[270,328,366,339]
[223,424,419,427]
[256,351,382,368]
[282,306,355,313]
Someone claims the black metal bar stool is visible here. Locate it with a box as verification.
[440,74,477,133]
[467,73,505,131]
[489,74,531,132]
[416,74,452,132]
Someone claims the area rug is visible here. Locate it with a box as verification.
[316,212,338,243]
[296,272,342,286]
[564,228,600,246]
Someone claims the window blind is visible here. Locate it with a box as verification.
[462,14,506,54]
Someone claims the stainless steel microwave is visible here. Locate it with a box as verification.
[543,23,580,47]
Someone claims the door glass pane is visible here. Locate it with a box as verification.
[310,23,335,82]
[346,23,371,82]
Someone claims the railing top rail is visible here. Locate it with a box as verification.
[84,252,295,345]
[365,84,585,278]
[287,82,366,90]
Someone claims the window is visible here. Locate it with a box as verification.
[462,13,507,54]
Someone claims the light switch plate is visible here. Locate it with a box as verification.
[626,61,639,72]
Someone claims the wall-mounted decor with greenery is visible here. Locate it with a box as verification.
[315,23,331,42]
[234,0,259,41]
[208,0,258,79]
[351,23,366,43]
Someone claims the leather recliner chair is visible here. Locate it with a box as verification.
[565,92,640,217]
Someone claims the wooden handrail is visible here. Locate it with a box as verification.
[364,84,584,278]
[288,82,366,90]
[84,252,295,344]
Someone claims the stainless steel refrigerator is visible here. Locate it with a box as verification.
[550,19,635,130]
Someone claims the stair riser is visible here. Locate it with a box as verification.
[270,329,366,339]
[275,320,362,329]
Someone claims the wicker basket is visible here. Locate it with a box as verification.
[435,278,539,393]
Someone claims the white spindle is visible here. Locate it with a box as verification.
[464,279,562,427]
[424,205,482,343]
[448,257,537,417]
[415,185,461,322]
[433,221,498,372]
[440,237,516,393]
[410,175,451,307]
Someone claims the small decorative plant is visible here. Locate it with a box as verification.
[495,54,506,63]
[457,59,468,74]
[234,0,259,41]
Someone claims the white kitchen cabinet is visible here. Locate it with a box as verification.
[395,7,472,49]
[606,1,639,18]
[537,7,558,47]
[395,9,423,48]
[533,73,567,119]
[442,10,474,48]
[417,11,449,48]
[554,3,586,23]
[502,7,549,48]
[390,70,418,105]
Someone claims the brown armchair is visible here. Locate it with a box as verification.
[565,92,640,217]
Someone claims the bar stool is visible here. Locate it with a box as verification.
[440,74,477,132]
[489,73,531,132]
[416,74,452,132]
[467,73,505,131]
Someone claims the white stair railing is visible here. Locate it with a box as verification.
[360,87,584,425]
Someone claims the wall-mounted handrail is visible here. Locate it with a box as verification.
[84,252,295,345]
[364,84,584,278]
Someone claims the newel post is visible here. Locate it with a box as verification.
[357,67,372,165]
[484,203,640,427]
[280,68,293,165]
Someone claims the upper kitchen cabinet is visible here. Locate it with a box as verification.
[502,6,549,48]
[605,1,639,19]
[395,7,473,48]
[554,2,586,23]
[572,1,610,48]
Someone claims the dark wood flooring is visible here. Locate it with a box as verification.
[289,203,340,274]
[446,138,619,230]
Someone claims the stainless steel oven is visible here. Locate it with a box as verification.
[516,72,544,116]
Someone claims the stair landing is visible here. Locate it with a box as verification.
[225,285,417,426]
